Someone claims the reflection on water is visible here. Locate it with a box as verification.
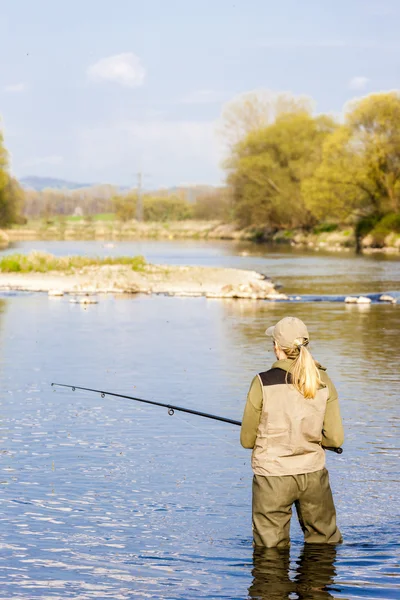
[250,544,338,600]
[0,241,398,598]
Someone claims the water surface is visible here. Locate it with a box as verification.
[0,241,398,598]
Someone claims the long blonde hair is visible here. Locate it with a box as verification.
[277,338,322,399]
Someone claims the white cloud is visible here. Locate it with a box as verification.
[87,52,145,88]
[23,155,64,167]
[4,82,27,93]
[349,76,370,90]
[180,90,225,104]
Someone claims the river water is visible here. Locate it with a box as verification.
[0,240,399,599]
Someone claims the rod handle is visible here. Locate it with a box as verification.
[323,446,343,454]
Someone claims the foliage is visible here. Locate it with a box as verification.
[304,92,400,221]
[192,188,233,220]
[23,184,118,219]
[354,214,382,240]
[227,112,336,228]
[224,90,400,241]
[113,193,193,222]
[0,252,146,273]
[368,212,400,245]
[313,223,339,234]
[220,90,314,148]
[113,193,136,221]
[0,128,24,227]
[143,195,192,221]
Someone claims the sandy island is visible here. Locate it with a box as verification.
[0,264,283,300]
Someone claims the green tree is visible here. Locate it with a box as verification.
[0,128,24,226]
[227,112,336,228]
[304,92,400,221]
[220,90,314,149]
[113,193,137,221]
[193,188,233,220]
[143,195,192,221]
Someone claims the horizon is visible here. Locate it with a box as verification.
[19,174,224,192]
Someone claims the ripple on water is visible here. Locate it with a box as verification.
[0,242,399,598]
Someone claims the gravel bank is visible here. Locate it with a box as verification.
[0,263,279,299]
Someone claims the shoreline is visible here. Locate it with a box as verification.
[4,220,400,255]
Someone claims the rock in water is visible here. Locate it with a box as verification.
[356,296,372,304]
[379,294,396,303]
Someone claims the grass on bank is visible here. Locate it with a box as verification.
[0,252,147,273]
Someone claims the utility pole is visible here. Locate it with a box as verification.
[136,171,143,222]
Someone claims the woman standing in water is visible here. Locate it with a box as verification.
[241,316,344,548]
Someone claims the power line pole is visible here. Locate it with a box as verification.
[136,171,143,222]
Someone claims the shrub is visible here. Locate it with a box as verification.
[355,214,382,240]
[369,213,400,245]
[313,223,338,234]
[192,189,233,220]
[143,196,192,221]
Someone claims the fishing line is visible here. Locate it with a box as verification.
[51,382,343,454]
[174,410,239,449]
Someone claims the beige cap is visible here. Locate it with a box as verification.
[265,316,309,348]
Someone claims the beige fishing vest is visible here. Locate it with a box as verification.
[252,368,329,477]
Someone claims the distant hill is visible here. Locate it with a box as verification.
[19,177,221,200]
[20,176,93,191]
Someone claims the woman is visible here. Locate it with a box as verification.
[241,316,344,548]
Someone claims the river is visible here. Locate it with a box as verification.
[0,240,398,599]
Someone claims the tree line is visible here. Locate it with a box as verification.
[0,90,399,240]
[20,186,230,223]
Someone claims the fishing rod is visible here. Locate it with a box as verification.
[51,382,343,454]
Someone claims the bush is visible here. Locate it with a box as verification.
[313,223,338,234]
[192,189,233,220]
[355,214,382,239]
[113,194,137,222]
[369,213,400,245]
[143,196,192,221]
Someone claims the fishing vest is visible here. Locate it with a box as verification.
[251,368,329,477]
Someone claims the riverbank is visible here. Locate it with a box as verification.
[4,219,400,254]
[0,252,279,299]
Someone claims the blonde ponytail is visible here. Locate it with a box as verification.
[280,338,322,399]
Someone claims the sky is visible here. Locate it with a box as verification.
[0,0,399,188]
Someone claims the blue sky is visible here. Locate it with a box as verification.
[0,0,399,188]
